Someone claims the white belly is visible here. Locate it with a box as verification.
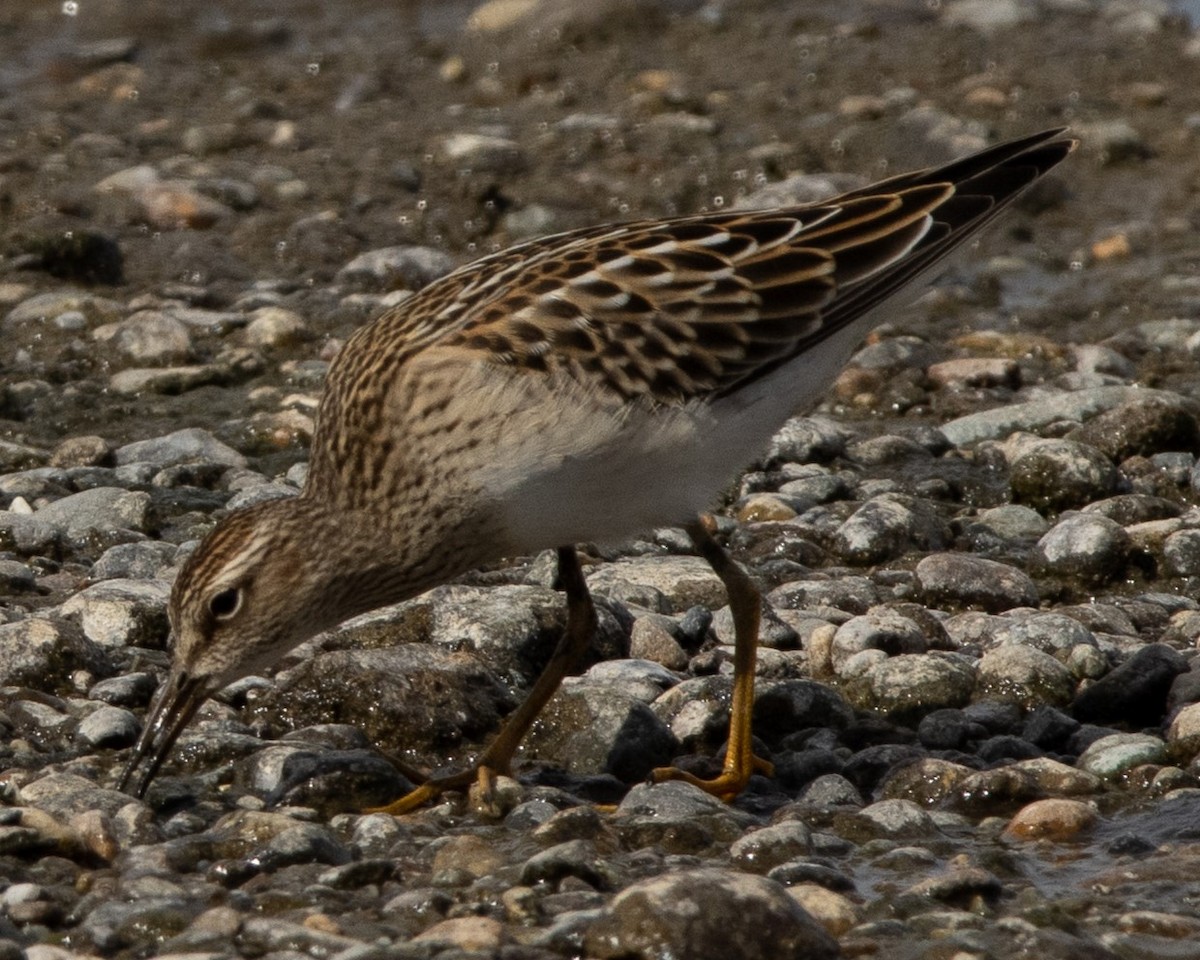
[471,329,862,553]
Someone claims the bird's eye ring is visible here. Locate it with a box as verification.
[209,588,242,620]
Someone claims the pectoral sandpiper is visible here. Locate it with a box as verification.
[118,128,1076,813]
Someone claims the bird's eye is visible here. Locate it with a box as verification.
[208,588,242,620]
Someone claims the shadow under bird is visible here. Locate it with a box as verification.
[118,128,1076,813]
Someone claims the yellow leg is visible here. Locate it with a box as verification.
[368,546,597,815]
[652,515,773,801]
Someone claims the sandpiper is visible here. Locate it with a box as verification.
[118,128,1075,813]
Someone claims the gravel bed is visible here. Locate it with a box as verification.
[5,1,1200,958]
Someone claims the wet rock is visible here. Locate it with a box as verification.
[859,798,940,837]
[975,645,1075,709]
[1067,396,1199,462]
[583,866,837,960]
[860,653,976,721]
[753,679,855,744]
[520,838,613,889]
[1009,439,1119,511]
[1162,529,1200,576]
[1078,732,1169,779]
[525,681,678,783]
[98,310,192,365]
[831,610,928,671]
[337,245,456,291]
[248,645,511,763]
[234,745,413,814]
[76,704,139,748]
[90,541,179,580]
[915,553,1038,612]
[35,487,151,537]
[439,133,527,174]
[1004,798,1099,842]
[115,428,247,469]
[59,578,170,648]
[0,618,111,689]
[18,772,134,818]
[1032,513,1130,584]
[763,416,848,466]
[729,821,814,873]
[831,494,944,565]
[613,782,752,853]
[1072,643,1188,727]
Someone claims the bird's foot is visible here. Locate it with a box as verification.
[650,754,774,803]
[366,763,505,816]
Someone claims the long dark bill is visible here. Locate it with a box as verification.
[116,670,207,798]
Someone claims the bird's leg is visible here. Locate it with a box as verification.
[652,514,773,801]
[368,546,597,815]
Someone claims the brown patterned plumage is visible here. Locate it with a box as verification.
[119,129,1075,808]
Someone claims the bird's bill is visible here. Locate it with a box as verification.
[116,670,207,798]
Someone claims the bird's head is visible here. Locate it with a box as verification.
[117,496,372,797]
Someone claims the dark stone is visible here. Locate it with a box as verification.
[1072,643,1188,727]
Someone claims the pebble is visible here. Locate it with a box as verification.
[1032,512,1131,583]
[1004,798,1099,841]
[59,578,170,648]
[583,867,838,960]
[1072,643,1188,727]
[915,553,1038,612]
[1077,733,1169,779]
[975,645,1076,709]
[1,4,1199,955]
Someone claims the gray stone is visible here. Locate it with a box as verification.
[90,541,180,580]
[940,386,1182,446]
[1010,439,1118,511]
[59,578,170,648]
[730,821,814,873]
[763,416,848,466]
[76,705,139,748]
[916,553,1038,612]
[975,645,1075,709]
[115,428,247,469]
[831,610,928,670]
[109,366,225,396]
[18,772,136,818]
[831,494,945,565]
[103,310,192,365]
[860,798,941,836]
[0,618,111,689]
[863,653,976,720]
[1163,529,1200,577]
[1077,733,1168,779]
[35,487,151,536]
[249,644,510,763]
[524,680,678,783]
[338,245,457,291]
[583,866,837,960]
[1033,513,1130,583]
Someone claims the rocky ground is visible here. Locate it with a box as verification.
[4,0,1200,958]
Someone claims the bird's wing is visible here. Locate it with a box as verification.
[368,128,1075,405]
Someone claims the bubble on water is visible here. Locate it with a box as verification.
[62,1,79,16]
[1069,260,1083,272]
[416,199,428,211]
[306,62,320,77]
[712,195,725,208]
